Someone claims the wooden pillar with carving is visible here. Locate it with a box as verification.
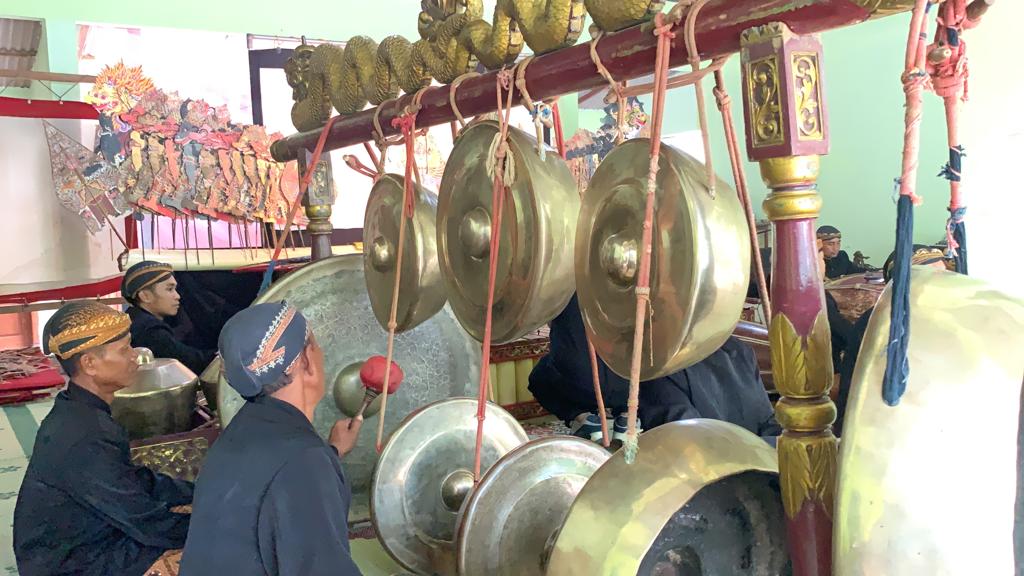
[739,23,837,576]
[297,151,336,261]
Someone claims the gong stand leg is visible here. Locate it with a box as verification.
[740,24,837,576]
[298,152,335,261]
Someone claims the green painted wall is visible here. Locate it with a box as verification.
[3,2,946,261]
[2,0,423,40]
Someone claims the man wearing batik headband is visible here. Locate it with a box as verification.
[13,301,193,576]
[122,260,216,374]
[181,302,363,575]
[817,225,869,280]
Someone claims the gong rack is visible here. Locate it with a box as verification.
[270,1,900,162]
[265,2,917,575]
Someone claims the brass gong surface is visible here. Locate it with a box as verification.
[835,268,1024,575]
[112,356,197,440]
[455,436,610,576]
[364,173,446,333]
[437,121,579,344]
[547,419,780,576]
[218,255,481,518]
[371,397,528,575]
[333,361,383,419]
[576,139,750,380]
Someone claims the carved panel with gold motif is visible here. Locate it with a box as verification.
[747,56,785,148]
[131,437,210,482]
[792,52,824,141]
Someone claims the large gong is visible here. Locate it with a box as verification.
[363,173,446,333]
[547,419,789,575]
[437,120,579,344]
[576,140,750,380]
[218,255,481,518]
[835,267,1024,575]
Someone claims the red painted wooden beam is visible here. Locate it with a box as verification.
[0,96,99,121]
[272,0,904,162]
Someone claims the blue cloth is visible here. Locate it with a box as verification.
[219,301,309,398]
[180,395,360,576]
[14,383,193,576]
[883,194,915,405]
[528,294,780,441]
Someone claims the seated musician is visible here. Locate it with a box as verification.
[180,302,363,576]
[13,301,193,576]
[818,225,869,280]
[528,294,781,445]
[833,246,948,435]
[122,260,217,374]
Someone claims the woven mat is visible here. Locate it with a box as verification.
[523,419,571,439]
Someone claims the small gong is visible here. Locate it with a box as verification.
[332,361,382,419]
[575,139,750,380]
[455,436,610,576]
[437,121,579,344]
[364,173,447,333]
[547,419,786,576]
[371,397,528,575]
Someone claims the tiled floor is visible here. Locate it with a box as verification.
[0,397,50,576]
[0,398,570,575]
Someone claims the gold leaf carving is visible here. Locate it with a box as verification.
[770,312,835,397]
[747,56,784,148]
[769,314,807,397]
[740,22,786,47]
[778,435,838,519]
[806,311,834,397]
[793,52,824,141]
[778,436,810,517]
[810,437,838,518]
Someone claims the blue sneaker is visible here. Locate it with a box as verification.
[613,414,642,442]
[570,413,606,442]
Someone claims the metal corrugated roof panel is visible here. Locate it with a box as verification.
[0,18,43,89]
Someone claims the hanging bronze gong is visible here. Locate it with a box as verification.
[575,140,750,380]
[455,436,610,576]
[218,255,481,521]
[364,173,447,333]
[437,121,580,344]
[835,268,1024,575]
[371,397,528,575]
[332,360,383,419]
[547,419,788,575]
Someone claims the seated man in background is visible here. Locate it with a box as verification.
[528,294,781,446]
[818,225,869,279]
[181,302,363,575]
[122,260,216,374]
[14,301,193,576]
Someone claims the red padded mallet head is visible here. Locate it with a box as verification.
[350,356,405,427]
[360,355,404,395]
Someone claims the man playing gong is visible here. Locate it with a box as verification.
[529,294,781,445]
[13,301,193,576]
[180,301,363,575]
